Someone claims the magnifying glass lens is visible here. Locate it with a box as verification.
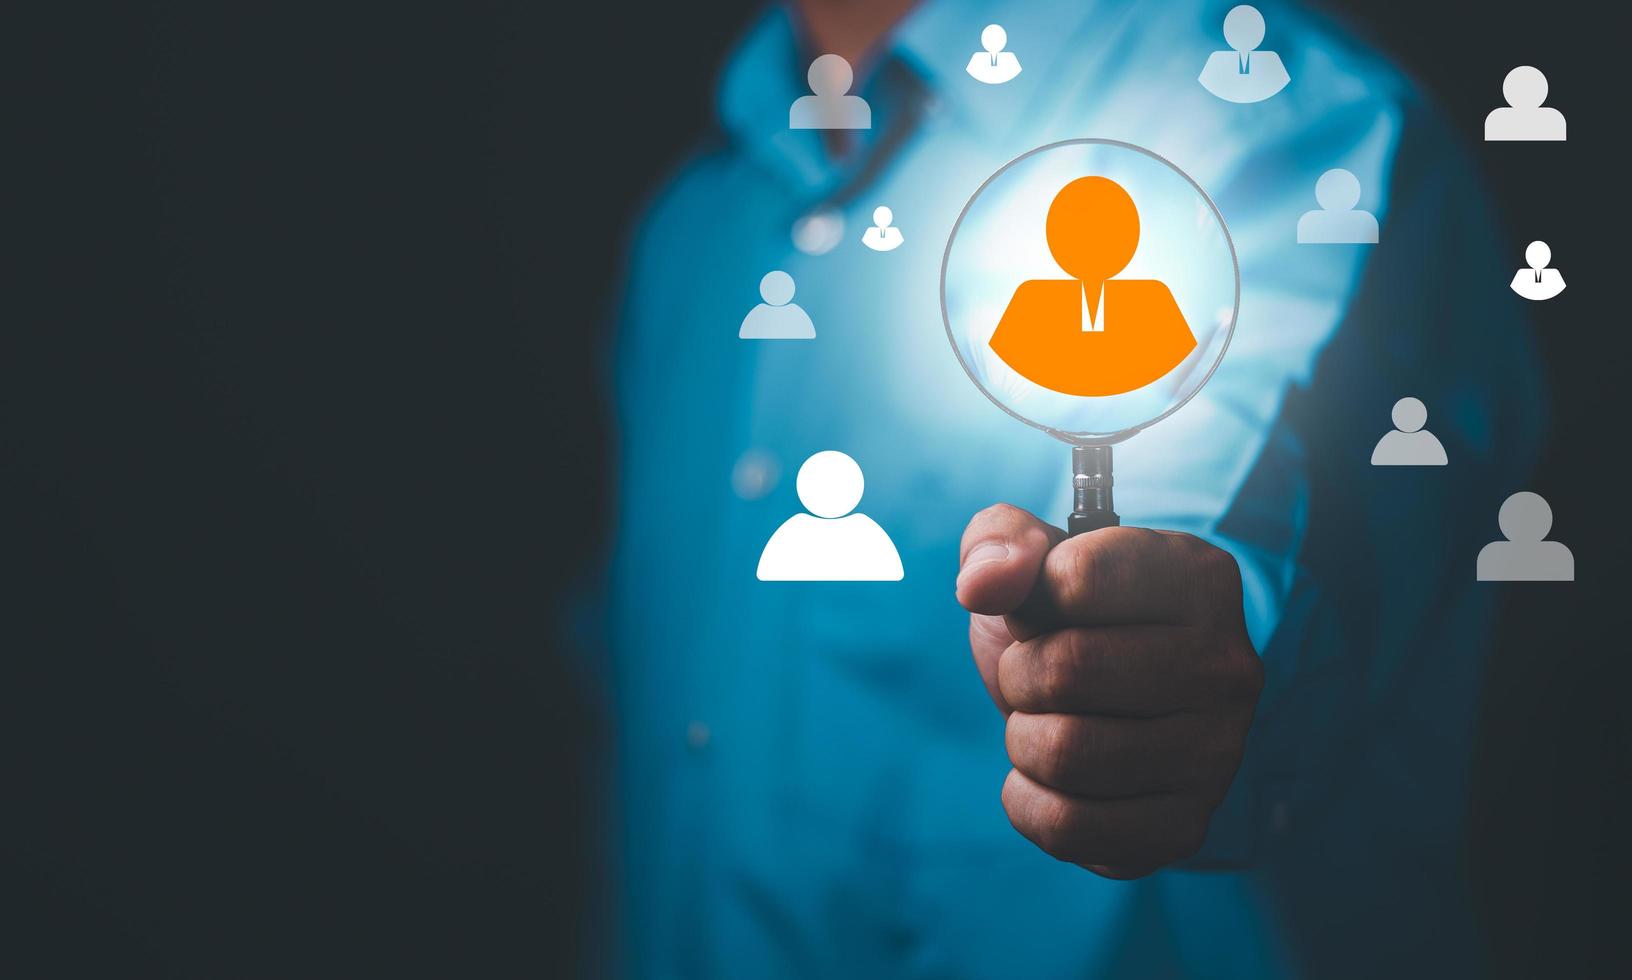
[941,139,1239,446]
[940,140,1240,533]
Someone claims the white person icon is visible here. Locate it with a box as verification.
[861,206,904,252]
[756,451,903,581]
[1509,241,1566,301]
[966,24,1022,84]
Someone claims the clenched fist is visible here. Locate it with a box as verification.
[956,504,1263,879]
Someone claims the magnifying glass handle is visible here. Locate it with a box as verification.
[1068,444,1120,536]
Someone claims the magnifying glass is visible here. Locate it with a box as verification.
[940,138,1240,535]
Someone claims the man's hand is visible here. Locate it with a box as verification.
[955,504,1263,880]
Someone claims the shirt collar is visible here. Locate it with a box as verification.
[718,6,830,191]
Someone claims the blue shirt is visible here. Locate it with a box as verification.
[603,1,1542,976]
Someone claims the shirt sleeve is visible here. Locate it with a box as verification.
[1130,102,1545,866]
[1089,93,1400,642]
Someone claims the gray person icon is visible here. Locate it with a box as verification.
[1196,4,1291,103]
[1370,397,1447,465]
[1484,66,1566,141]
[789,54,872,130]
[1476,492,1574,581]
[738,271,815,340]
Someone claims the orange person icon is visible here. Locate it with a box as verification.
[988,176,1196,396]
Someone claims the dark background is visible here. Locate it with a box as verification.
[7,2,1622,977]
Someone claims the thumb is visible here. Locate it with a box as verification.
[955,504,1065,616]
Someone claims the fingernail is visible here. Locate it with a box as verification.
[957,542,1011,588]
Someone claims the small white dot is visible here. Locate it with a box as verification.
[731,449,780,500]
[793,209,845,255]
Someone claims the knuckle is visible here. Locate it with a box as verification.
[1037,797,1086,859]
[1116,525,1167,559]
[1217,645,1264,704]
[982,501,1023,526]
[1193,633,1261,708]
[1037,630,1095,706]
[1134,526,1170,551]
[1000,779,1025,832]
[1003,714,1028,764]
[999,769,1026,819]
[1038,716,1082,778]
[1212,550,1243,593]
[1054,536,1115,610]
[1168,534,1244,617]
[1037,646,1076,705]
[1195,540,1242,595]
[965,503,1021,547]
[969,613,1010,647]
[1049,548,1090,612]
[997,639,1044,709]
[1018,522,1054,556]
[1003,774,1085,861]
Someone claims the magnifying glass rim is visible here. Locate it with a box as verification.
[939,137,1242,446]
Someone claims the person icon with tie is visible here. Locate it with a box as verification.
[988,176,1196,397]
[756,451,903,581]
[1477,492,1574,581]
[1370,397,1448,466]
[966,24,1022,85]
[1509,240,1566,301]
[738,271,815,340]
[1297,168,1380,244]
[789,54,872,130]
[1485,66,1566,141]
[861,206,904,252]
[1197,5,1291,103]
